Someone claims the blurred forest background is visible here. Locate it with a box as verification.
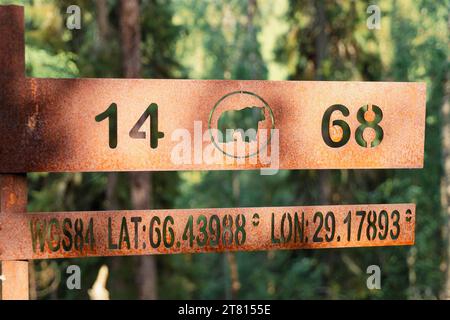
[0,0,448,299]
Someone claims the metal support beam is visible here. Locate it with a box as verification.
[0,6,29,300]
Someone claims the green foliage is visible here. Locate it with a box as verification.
[26,47,78,77]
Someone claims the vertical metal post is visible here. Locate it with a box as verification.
[0,5,29,300]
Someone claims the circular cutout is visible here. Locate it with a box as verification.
[208,91,275,159]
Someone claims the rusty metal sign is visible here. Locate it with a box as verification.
[0,8,426,173]
[0,78,426,173]
[0,6,420,300]
[0,204,415,260]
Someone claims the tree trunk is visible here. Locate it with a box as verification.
[119,0,158,300]
[313,0,335,299]
[441,67,450,299]
[314,0,332,205]
[131,171,158,300]
[120,0,142,78]
[246,0,257,79]
[96,0,110,47]
[314,0,327,81]
[438,8,450,301]
[227,171,241,299]
[94,0,126,297]
[222,0,261,299]
[96,0,116,208]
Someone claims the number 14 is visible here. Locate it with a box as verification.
[95,103,165,149]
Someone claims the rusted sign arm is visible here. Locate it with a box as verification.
[0,204,415,261]
[0,5,29,300]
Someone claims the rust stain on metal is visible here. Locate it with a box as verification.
[0,174,27,214]
[7,193,16,206]
[0,204,415,261]
[27,78,39,131]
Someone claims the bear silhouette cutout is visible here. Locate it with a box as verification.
[217,106,265,143]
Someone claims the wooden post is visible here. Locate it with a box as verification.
[0,5,29,300]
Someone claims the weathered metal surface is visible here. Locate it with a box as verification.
[0,174,28,215]
[0,7,419,268]
[0,5,24,79]
[0,204,415,260]
[0,78,427,172]
[0,6,29,301]
[0,174,29,299]
[0,7,426,173]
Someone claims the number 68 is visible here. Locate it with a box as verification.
[321,104,384,148]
